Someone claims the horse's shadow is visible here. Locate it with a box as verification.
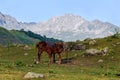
[61,57,74,64]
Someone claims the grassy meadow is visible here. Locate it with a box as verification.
[0,36,120,80]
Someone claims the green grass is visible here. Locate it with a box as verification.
[0,37,120,80]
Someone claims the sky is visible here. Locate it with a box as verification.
[0,0,120,26]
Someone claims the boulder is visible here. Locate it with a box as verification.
[84,48,101,56]
[84,47,108,56]
[23,72,44,79]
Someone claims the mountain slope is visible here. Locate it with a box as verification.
[0,12,120,41]
[0,26,62,45]
[0,12,36,30]
[19,29,63,42]
[28,14,120,41]
[0,26,39,45]
[10,30,39,44]
[0,26,16,45]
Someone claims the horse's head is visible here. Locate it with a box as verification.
[36,41,47,49]
[36,41,47,64]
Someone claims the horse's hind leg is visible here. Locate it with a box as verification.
[56,53,61,64]
[53,53,56,63]
[48,53,52,64]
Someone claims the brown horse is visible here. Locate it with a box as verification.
[36,41,64,64]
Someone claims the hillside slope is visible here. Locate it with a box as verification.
[0,26,38,45]
[0,26,62,45]
[0,34,120,80]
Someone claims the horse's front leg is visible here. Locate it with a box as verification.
[37,50,42,64]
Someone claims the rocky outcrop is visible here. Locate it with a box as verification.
[63,43,86,51]
[84,49,101,56]
[83,47,108,56]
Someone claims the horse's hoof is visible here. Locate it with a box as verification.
[36,61,40,64]
[56,61,61,64]
[34,61,40,64]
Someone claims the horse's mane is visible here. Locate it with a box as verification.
[36,41,47,48]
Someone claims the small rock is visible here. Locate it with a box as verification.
[24,53,28,56]
[56,61,61,64]
[74,54,78,57]
[34,60,40,64]
[28,64,34,67]
[23,45,31,50]
[111,56,114,59]
[98,59,103,63]
[101,47,108,56]
[89,40,96,45]
[17,44,24,47]
[23,72,44,79]
[112,44,117,47]
[116,42,120,45]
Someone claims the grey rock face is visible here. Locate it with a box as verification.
[0,12,119,41]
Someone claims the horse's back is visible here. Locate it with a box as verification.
[46,42,56,47]
[36,41,64,53]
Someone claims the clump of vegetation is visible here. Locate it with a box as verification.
[15,61,26,67]
[112,29,120,39]
[106,37,113,42]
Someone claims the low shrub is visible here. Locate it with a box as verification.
[15,61,26,67]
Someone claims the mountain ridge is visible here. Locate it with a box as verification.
[0,12,120,41]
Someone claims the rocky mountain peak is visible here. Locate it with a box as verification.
[92,19,102,23]
[47,14,87,24]
[0,12,119,41]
